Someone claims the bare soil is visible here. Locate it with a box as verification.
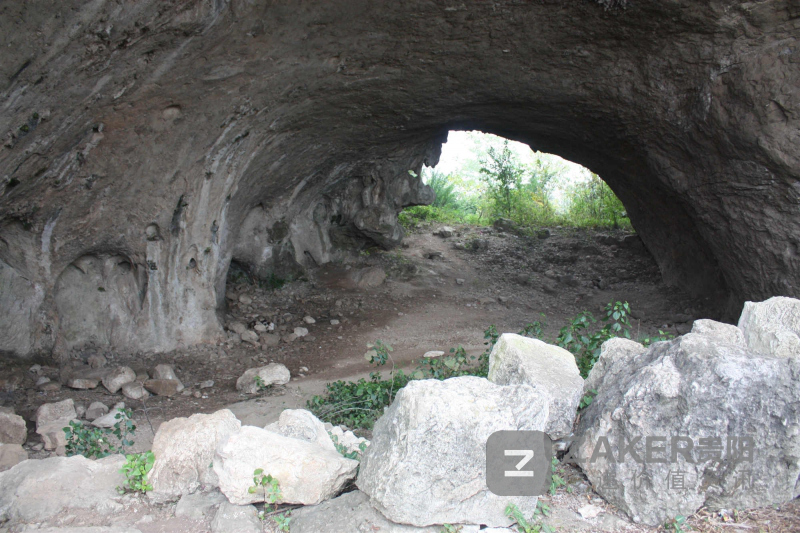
[1,223,797,532]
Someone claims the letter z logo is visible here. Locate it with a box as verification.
[504,449,535,477]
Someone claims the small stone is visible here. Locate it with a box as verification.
[91,407,128,428]
[0,443,28,472]
[199,380,215,389]
[238,294,253,305]
[121,382,150,400]
[240,330,259,345]
[578,504,603,519]
[28,364,42,375]
[102,366,136,394]
[228,321,247,335]
[537,228,551,239]
[193,391,202,398]
[152,364,182,384]
[175,490,227,520]
[330,319,340,325]
[456,278,465,285]
[66,377,100,390]
[211,501,261,533]
[35,400,77,450]
[254,323,267,333]
[281,333,297,344]
[260,333,280,347]
[87,354,107,369]
[74,404,86,419]
[435,226,455,238]
[144,379,182,397]
[423,351,445,358]
[303,316,316,324]
[300,366,309,372]
[35,376,50,387]
[86,401,109,420]
[294,326,309,337]
[39,381,61,392]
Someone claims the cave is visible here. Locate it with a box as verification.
[1,0,798,358]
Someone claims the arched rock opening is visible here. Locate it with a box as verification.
[0,0,797,357]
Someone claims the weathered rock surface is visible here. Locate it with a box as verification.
[149,409,241,501]
[488,333,584,439]
[357,377,548,527]
[35,528,142,533]
[210,502,261,533]
[91,406,127,428]
[291,490,472,533]
[583,338,647,394]
[121,381,150,400]
[235,363,291,394]
[0,1,798,357]
[0,455,125,522]
[0,410,27,445]
[575,313,800,526]
[85,401,109,420]
[738,296,800,358]
[329,426,369,457]
[264,409,336,451]
[0,443,27,472]
[214,425,358,505]
[102,367,136,394]
[35,399,77,450]
[144,379,181,397]
[66,377,101,390]
[175,489,227,520]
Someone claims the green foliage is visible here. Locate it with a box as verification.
[549,457,566,495]
[426,169,460,209]
[64,408,136,458]
[564,172,630,229]
[248,469,282,510]
[441,525,463,533]
[641,329,675,347]
[480,140,525,218]
[579,389,598,410]
[274,512,292,531]
[364,340,393,366]
[505,502,554,533]
[254,375,270,392]
[329,432,368,460]
[556,302,632,377]
[117,451,155,494]
[664,515,690,533]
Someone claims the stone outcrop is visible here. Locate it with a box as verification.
[0,1,797,356]
[235,363,291,393]
[149,409,242,501]
[0,409,27,445]
[575,307,800,526]
[738,296,800,358]
[357,377,548,527]
[264,409,336,452]
[213,425,358,506]
[488,333,584,439]
[35,399,77,450]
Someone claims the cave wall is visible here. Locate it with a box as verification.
[0,0,798,357]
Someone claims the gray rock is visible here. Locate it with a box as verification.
[738,296,800,358]
[175,489,227,520]
[35,399,77,450]
[435,226,455,238]
[0,455,126,522]
[488,333,584,439]
[264,409,336,451]
[91,407,128,428]
[0,443,27,472]
[102,367,136,394]
[86,401,110,421]
[121,381,150,400]
[240,329,259,345]
[152,364,184,388]
[293,326,309,337]
[214,425,358,505]
[291,490,460,533]
[328,426,369,457]
[352,266,386,288]
[357,377,548,527]
[238,294,253,305]
[88,354,108,369]
[260,333,280,347]
[211,502,261,533]
[575,316,800,526]
[144,379,181,397]
[0,410,26,445]
[66,377,101,390]
[149,409,241,501]
[228,321,248,335]
[35,528,142,533]
[583,338,647,394]
[303,315,316,324]
[236,363,291,394]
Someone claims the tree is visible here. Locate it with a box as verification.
[479,140,525,218]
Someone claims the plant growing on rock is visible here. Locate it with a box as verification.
[505,502,554,533]
[64,408,136,458]
[249,468,282,513]
[117,450,155,494]
[556,301,632,377]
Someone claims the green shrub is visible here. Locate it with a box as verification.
[118,451,155,494]
[64,408,136,458]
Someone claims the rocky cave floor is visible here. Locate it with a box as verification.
[2,223,799,532]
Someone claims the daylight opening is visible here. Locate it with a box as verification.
[401,130,631,232]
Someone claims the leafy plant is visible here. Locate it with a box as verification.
[441,524,463,533]
[364,340,393,366]
[641,329,675,347]
[329,432,367,460]
[556,302,632,377]
[254,375,270,392]
[579,389,598,410]
[64,408,136,458]
[117,451,155,494]
[505,502,554,533]
[249,469,282,512]
[549,457,566,495]
[274,511,291,531]
[664,515,690,533]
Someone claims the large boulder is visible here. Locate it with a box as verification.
[574,316,800,526]
[35,399,77,450]
[291,490,476,533]
[0,443,27,472]
[0,455,126,522]
[738,296,800,358]
[357,377,548,527]
[235,363,291,394]
[149,409,241,501]
[264,409,336,451]
[583,337,647,394]
[213,425,358,505]
[488,333,584,439]
[0,409,27,445]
